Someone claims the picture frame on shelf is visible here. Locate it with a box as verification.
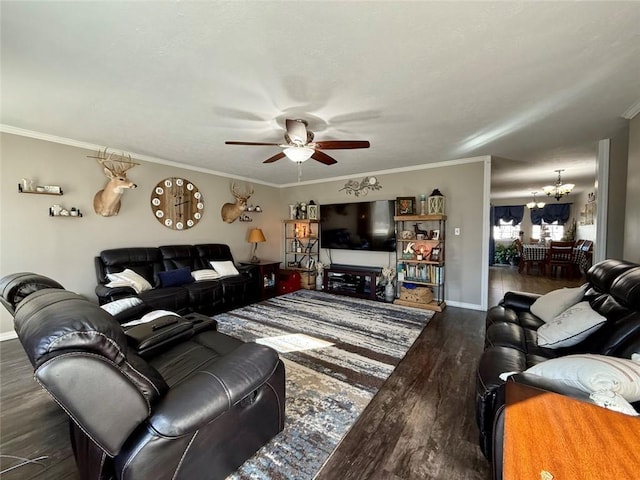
[306,258,316,270]
[396,196,416,216]
[307,204,318,220]
[430,246,441,262]
[431,229,440,241]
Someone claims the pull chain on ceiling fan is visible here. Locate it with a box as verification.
[225,119,370,168]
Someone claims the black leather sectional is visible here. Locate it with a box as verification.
[476,259,640,473]
[1,272,286,480]
[95,244,259,315]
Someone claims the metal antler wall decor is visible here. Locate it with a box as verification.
[339,176,382,197]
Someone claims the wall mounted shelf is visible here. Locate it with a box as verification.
[18,184,63,195]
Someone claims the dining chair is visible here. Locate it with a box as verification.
[520,244,545,275]
[580,240,594,272]
[546,241,576,278]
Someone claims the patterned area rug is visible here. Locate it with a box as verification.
[214,290,434,480]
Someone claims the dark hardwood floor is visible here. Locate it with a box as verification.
[0,267,583,479]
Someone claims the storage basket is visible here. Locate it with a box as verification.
[400,284,433,304]
[300,272,316,290]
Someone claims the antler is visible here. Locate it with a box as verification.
[88,147,140,175]
[231,182,254,199]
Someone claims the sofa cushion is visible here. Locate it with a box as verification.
[530,284,586,322]
[537,301,607,348]
[158,267,194,288]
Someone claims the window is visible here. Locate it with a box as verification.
[532,222,564,241]
[493,220,521,241]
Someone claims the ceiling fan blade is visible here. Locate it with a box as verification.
[225,141,281,146]
[285,119,309,145]
[263,152,286,163]
[311,150,338,165]
[314,140,370,149]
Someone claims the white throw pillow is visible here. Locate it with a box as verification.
[106,269,153,294]
[530,284,587,322]
[589,390,639,416]
[192,269,221,281]
[537,301,606,348]
[525,354,640,403]
[209,261,240,277]
[100,297,143,316]
[105,279,133,289]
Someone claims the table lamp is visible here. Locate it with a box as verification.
[248,228,266,263]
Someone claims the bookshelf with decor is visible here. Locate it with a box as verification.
[394,214,446,312]
[283,219,319,289]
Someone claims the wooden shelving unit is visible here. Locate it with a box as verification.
[393,214,446,312]
[283,219,319,289]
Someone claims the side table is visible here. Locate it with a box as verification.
[239,260,280,300]
[501,381,640,479]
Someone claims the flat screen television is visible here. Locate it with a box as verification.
[320,200,396,252]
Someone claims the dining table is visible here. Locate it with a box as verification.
[521,244,589,275]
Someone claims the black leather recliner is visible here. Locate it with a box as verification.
[476,259,640,463]
[3,273,286,480]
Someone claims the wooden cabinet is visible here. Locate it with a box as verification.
[283,219,319,289]
[239,261,280,300]
[394,214,446,312]
[323,265,381,301]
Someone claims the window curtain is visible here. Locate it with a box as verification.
[493,205,524,226]
[530,203,572,225]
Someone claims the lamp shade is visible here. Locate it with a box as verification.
[248,228,266,243]
[284,147,314,163]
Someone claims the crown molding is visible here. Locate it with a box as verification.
[622,100,640,120]
[0,125,279,187]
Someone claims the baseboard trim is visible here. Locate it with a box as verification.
[445,300,485,311]
[0,331,18,342]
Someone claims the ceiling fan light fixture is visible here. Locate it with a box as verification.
[284,146,314,163]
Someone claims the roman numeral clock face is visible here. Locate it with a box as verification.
[150,178,204,230]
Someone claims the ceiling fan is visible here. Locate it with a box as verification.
[225,118,370,165]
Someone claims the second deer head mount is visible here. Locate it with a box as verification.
[220,182,254,223]
[89,147,139,217]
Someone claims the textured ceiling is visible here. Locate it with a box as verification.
[2,1,639,197]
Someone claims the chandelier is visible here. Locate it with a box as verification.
[526,192,545,209]
[542,169,574,201]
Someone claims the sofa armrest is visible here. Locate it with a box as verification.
[237,264,254,276]
[124,316,194,358]
[149,343,280,436]
[95,284,137,305]
[501,291,541,312]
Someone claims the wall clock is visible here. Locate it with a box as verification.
[150,177,204,230]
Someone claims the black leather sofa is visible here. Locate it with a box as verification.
[95,244,259,315]
[1,272,286,480]
[476,259,640,468]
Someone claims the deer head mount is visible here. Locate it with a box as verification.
[221,182,254,223]
[89,148,139,217]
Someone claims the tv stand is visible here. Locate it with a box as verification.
[323,265,382,301]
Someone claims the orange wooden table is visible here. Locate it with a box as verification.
[502,382,640,480]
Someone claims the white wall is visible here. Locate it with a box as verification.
[1,133,489,336]
[0,133,282,335]
[624,115,640,262]
[281,159,488,310]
